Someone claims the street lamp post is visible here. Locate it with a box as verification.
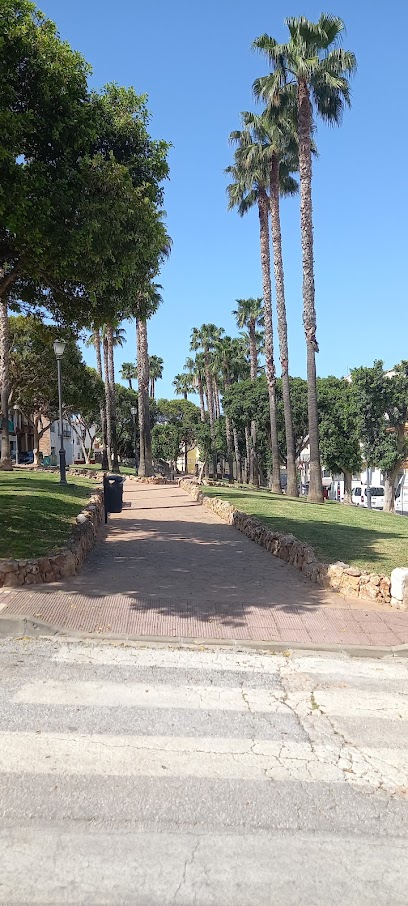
[53,339,67,485]
[130,406,138,476]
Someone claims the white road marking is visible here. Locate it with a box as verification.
[13,680,287,712]
[52,644,284,673]
[315,688,408,720]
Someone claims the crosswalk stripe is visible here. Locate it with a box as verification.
[1,731,407,786]
[13,680,287,712]
[52,644,284,673]
[316,688,408,720]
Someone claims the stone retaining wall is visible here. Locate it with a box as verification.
[0,488,104,589]
[179,478,398,608]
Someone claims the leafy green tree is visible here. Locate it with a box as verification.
[317,377,362,504]
[153,398,201,472]
[352,362,408,512]
[8,315,103,464]
[254,15,356,503]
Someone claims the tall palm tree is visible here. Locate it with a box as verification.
[254,15,356,502]
[0,293,12,470]
[104,323,126,472]
[120,362,137,390]
[226,152,281,493]
[237,107,299,497]
[136,283,162,477]
[233,297,264,487]
[149,355,164,398]
[85,327,109,470]
[185,355,206,422]
[214,335,245,483]
[190,325,224,476]
[173,373,194,400]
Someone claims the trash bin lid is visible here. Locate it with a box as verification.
[106,474,125,483]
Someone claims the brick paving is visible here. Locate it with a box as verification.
[1,482,407,648]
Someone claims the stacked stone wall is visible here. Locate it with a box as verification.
[179,479,398,608]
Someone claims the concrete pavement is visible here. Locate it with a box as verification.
[0,637,407,904]
[1,482,408,648]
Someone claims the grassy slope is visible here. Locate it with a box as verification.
[203,485,408,575]
[0,471,97,560]
[71,463,135,476]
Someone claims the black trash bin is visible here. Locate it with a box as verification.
[104,474,124,522]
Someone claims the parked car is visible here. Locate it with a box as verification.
[351,486,384,509]
[395,476,408,515]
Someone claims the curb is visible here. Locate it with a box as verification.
[1,613,407,659]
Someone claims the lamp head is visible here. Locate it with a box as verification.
[130,406,137,416]
[53,339,66,359]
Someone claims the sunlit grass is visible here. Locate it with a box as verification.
[203,485,408,575]
[0,470,97,559]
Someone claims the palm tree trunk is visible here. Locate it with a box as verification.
[245,425,251,484]
[258,191,281,494]
[225,415,234,483]
[94,329,109,470]
[298,78,323,504]
[107,324,119,472]
[232,424,242,482]
[0,296,12,470]
[103,338,112,469]
[137,319,153,477]
[197,373,206,422]
[248,322,258,381]
[270,155,298,497]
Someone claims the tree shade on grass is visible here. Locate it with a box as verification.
[202,485,408,576]
[0,471,96,560]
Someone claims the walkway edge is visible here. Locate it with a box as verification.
[1,613,407,659]
[179,479,396,609]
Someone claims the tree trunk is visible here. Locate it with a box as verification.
[107,324,120,472]
[384,467,399,513]
[33,417,40,467]
[136,319,153,477]
[0,296,12,470]
[343,469,352,505]
[225,414,234,484]
[94,329,109,470]
[197,373,206,422]
[245,425,251,484]
[232,424,242,483]
[270,155,297,497]
[103,338,112,470]
[258,191,281,494]
[298,78,323,504]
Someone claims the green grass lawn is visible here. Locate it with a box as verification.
[203,485,408,575]
[0,470,97,560]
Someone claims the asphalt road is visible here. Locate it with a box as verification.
[1,638,408,905]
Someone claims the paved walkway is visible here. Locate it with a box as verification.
[1,483,408,648]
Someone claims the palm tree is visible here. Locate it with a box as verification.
[0,294,12,470]
[104,323,126,472]
[85,327,109,470]
[173,373,194,400]
[226,151,281,493]
[233,297,265,487]
[237,107,299,497]
[254,15,356,502]
[185,355,206,422]
[190,325,224,476]
[120,362,137,390]
[214,335,246,483]
[149,355,164,398]
[135,283,162,477]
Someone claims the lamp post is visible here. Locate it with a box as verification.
[130,406,138,476]
[53,339,67,485]
[13,404,19,464]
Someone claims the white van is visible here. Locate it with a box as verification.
[395,475,408,515]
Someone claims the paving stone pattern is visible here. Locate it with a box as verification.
[1,484,408,647]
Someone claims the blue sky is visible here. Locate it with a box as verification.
[41,0,408,400]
